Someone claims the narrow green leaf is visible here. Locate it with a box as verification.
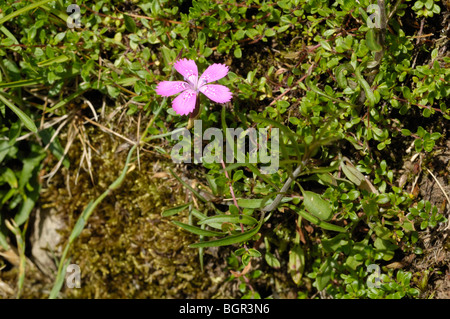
[37,55,69,67]
[249,114,303,141]
[168,168,207,203]
[46,89,87,113]
[0,0,55,25]
[162,202,192,217]
[237,197,292,209]
[0,78,45,89]
[172,221,224,237]
[49,259,70,299]
[300,161,340,176]
[358,7,369,23]
[198,225,205,271]
[366,29,382,52]
[189,223,261,248]
[69,215,87,243]
[0,93,37,133]
[198,214,258,226]
[108,145,136,190]
[191,208,208,221]
[0,26,20,46]
[41,4,70,23]
[116,77,139,86]
[0,141,11,164]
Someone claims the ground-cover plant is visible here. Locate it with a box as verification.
[0,0,448,299]
[159,0,449,298]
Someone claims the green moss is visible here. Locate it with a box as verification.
[33,115,235,299]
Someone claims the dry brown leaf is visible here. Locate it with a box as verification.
[230,261,252,278]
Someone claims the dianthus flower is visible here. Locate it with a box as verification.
[156,59,232,115]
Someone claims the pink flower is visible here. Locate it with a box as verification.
[155,59,232,116]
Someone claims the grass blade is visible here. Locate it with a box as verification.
[0,93,37,133]
[162,202,192,217]
[172,221,225,237]
[37,55,69,67]
[237,197,292,209]
[168,167,207,203]
[5,220,26,298]
[0,78,44,89]
[46,89,87,113]
[189,223,261,248]
[0,0,55,25]
[198,214,258,226]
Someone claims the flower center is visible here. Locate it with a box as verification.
[185,74,198,91]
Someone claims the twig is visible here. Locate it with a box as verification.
[83,116,135,145]
[425,168,450,230]
[425,168,450,205]
[43,116,71,152]
[42,123,77,182]
[388,0,403,20]
[416,18,425,45]
[262,162,304,212]
[83,98,98,122]
[15,114,70,142]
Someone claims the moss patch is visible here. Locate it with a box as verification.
[31,113,236,298]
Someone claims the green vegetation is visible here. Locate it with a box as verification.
[0,0,449,299]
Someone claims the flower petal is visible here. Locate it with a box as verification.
[171,89,197,116]
[199,63,229,85]
[199,84,232,104]
[174,59,198,87]
[155,81,189,97]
